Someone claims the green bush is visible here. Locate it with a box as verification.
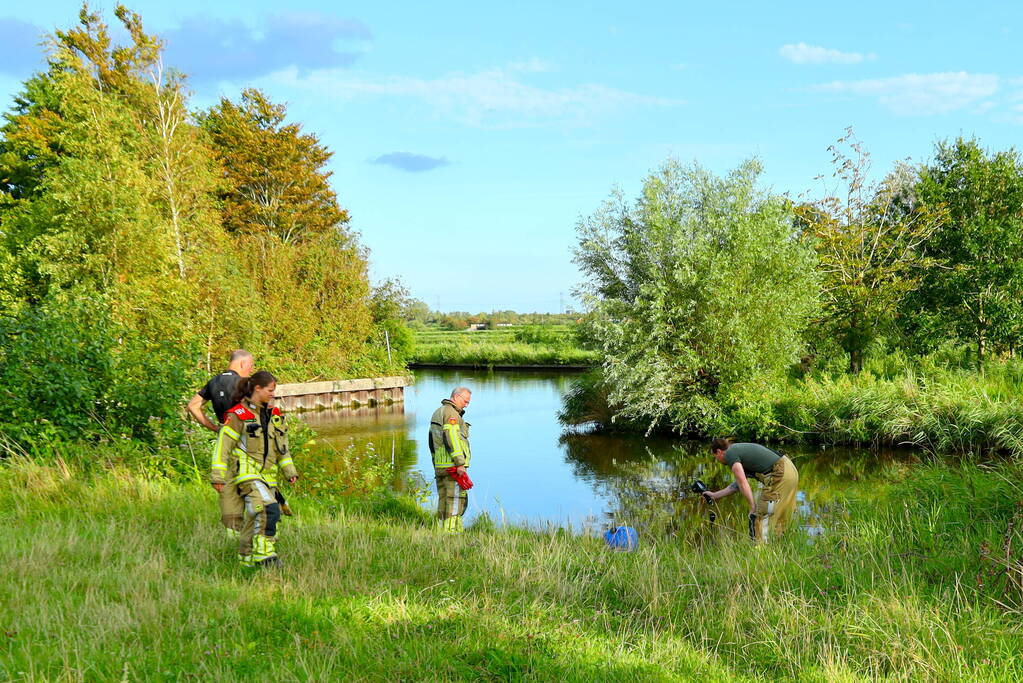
[0,296,200,450]
[513,325,566,345]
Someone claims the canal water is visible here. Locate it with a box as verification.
[299,368,909,535]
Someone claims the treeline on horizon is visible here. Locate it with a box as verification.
[410,309,583,330]
[0,5,412,448]
[567,131,1023,453]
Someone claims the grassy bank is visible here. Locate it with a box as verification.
[733,364,1023,454]
[562,359,1023,456]
[2,454,1022,681]
[412,327,598,367]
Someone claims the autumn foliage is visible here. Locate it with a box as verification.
[0,4,404,446]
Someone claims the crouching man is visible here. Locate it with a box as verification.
[703,438,798,542]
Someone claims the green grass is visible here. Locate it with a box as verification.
[412,327,598,367]
[725,363,1023,456]
[2,453,1022,681]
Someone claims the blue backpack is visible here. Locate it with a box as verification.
[603,526,639,551]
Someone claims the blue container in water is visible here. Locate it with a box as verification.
[603,525,639,551]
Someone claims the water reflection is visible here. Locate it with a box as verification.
[561,432,913,539]
[296,368,915,533]
[299,401,406,428]
[300,404,420,493]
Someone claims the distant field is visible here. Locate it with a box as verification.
[411,326,598,367]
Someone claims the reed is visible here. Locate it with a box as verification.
[562,361,1023,455]
[749,364,1023,455]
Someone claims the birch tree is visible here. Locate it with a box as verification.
[796,130,942,373]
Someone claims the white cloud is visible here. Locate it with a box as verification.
[506,57,553,73]
[814,72,999,115]
[266,64,679,127]
[779,42,876,65]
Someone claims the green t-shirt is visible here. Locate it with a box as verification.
[724,443,780,477]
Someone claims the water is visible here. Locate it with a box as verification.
[299,368,911,533]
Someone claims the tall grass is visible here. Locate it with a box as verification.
[563,360,1023,456]
[730,363,1023,455]
[2,453,1021,681]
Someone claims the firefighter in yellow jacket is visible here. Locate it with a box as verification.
[211,370,298,567]
[428,387,472,532]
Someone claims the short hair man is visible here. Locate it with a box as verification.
[186,350,254,532]
[428,387,473,532]
[703,438,799,542]
[187,350,254,433]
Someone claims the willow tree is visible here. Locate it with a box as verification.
[574,158,819,434]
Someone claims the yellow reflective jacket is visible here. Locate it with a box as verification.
[211,400,297,486]
[429,399,471,469]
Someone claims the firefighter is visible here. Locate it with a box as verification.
[703,438,799,543]
[211,370,298,567]
[428,387,472,532]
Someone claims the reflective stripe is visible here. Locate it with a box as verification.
[211,436,229,468]
[234,472,279,485]
[278,458,294,468]
[211,424,239,473]
[443,423,464,458]
[252,481,275,505]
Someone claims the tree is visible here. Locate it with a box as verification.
[912,137,1023,363]
[796,130,941,373]
[198,89,349,244]
[0,76,64,205]
[574,158,819,433]
[0,3,396,399]
[403,298,431,326]
[369,279,416,366]
[0,3,239,352]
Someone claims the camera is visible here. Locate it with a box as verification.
[690,478,716,522]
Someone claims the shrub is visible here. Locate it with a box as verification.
[0,296,201,450]
[513,325,564,345]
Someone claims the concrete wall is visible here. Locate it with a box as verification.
[275,375,412,412]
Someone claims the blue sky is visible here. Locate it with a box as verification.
[2,1,1022,312]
